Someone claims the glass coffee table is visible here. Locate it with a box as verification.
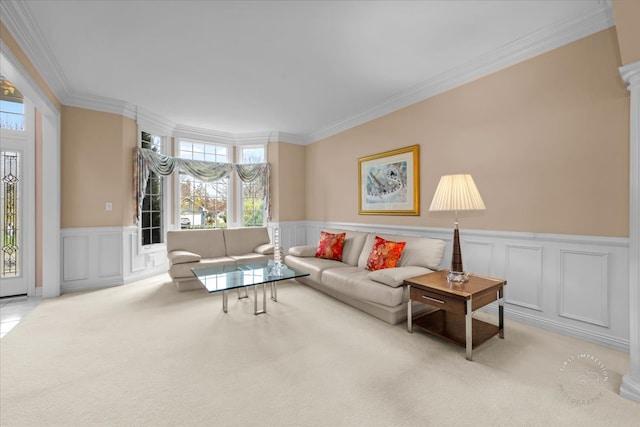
[191,260,309,315]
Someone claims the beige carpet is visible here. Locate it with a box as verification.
[1,274,638,426]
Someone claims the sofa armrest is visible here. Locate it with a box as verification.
[167,250,202,265]
[254,243,275,255]
[288,245,317,257]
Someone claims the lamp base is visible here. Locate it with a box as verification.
[446,271,469,283]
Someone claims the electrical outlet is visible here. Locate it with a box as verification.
[105,202,112,211]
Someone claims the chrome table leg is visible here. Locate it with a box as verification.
[407,287,413,333]
[254,283,267,315]
[499,286,505,339]
[466,299,473,361]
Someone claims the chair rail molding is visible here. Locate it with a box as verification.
[276,220,630,353]
[619,59,640,403]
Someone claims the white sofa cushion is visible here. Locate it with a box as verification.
[288,245,317,257]
[357,233,445,271]
[399,237,446,270]
[367,266,432,288]
[168,250,201,265]
[322,267,405,307]
[167,229,227,258]
[254,243,275,255]
[285,254,344,284]
[168,257,236,279]
[223,227,271,256]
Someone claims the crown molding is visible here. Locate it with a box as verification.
[620,61,640,88]
[136,106,176,136]
[0,40,60,114]
[63,92,137,120]
[271,131,308,145]
[173,125,284,145]
[2,0,615,146]
[306,2,615,144]
[0,0,72,98]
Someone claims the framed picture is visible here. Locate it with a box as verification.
[358,145,420,215]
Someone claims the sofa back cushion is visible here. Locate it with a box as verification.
[358,233,446,271]
[167,229,226,258]
[224,227,271,256]
[321,229,368,266]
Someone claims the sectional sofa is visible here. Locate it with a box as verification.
[166,227,275,291]
[284,229,447,324]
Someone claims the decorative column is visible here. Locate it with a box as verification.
[620,60,640,403]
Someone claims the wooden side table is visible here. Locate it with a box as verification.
[404,270,506,361]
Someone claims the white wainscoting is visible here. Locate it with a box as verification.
[61,226,168,293]
[271,221,630,351]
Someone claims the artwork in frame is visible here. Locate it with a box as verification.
[358,145,420,215]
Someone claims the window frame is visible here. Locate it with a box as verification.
[138,129,170,253]
[176,138,231,229]
[173,139,267,230]
[236,144,267,228]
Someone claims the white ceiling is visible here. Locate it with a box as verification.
[3,0,613,143]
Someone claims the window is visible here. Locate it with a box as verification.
[0,78,24,131]
[1,78,25,279]
[240,146,266,227]
[140,131,164,246]
[179,141,229,229]
[176,140,266,229]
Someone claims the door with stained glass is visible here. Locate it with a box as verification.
[0,77,29,297]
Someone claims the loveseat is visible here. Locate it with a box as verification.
[166,227,275,291]
[284,229,446,324]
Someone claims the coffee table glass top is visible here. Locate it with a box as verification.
[191,260,309,293]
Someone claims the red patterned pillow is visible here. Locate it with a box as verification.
[366,236,406,271]
[315,231,347,261]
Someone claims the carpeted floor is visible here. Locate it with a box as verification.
[1,274,638,426]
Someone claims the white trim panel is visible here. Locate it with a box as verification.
[61,227,167,293]
[505,244,544,312]
[559,249,610,328]
[279,220,629,351]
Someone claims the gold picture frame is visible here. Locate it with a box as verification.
[358,145,420,215]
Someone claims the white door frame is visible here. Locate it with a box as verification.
[1,44,60,298]
[0,100,34,297]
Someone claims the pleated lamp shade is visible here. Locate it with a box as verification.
[429,174,486,212]
[429,174,485,282]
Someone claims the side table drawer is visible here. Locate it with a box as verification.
[410,286,465,315]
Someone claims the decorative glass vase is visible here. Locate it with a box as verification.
[270,227,283,276]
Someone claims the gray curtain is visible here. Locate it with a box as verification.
[134,147,270,223]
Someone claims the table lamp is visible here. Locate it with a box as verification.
[429,174,485,283]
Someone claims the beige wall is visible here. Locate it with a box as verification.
[3,15,631,238]
[305,28,629,237]
[612,0,640,65]
[268,141,306,221]
[61,106,137,228]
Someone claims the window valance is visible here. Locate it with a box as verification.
[133,147,270,223]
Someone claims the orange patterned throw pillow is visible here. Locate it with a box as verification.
[315,231,347,261]
[366,236,406,271]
